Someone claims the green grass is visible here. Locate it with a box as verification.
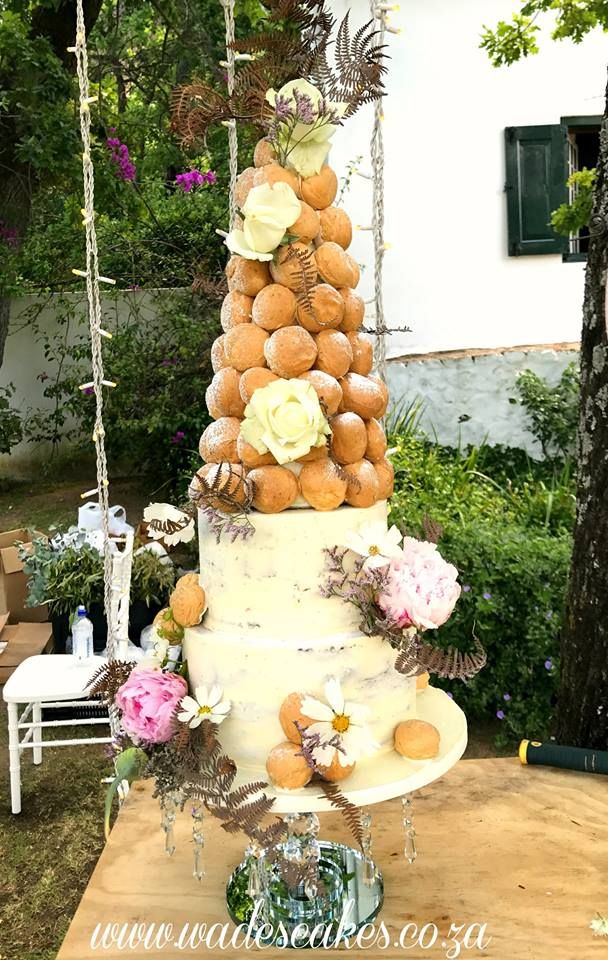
[0,706,112,960]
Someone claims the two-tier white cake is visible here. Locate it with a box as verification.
[184,501,416,771]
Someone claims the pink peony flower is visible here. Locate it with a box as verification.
[115,668,187,744]
[377,537,461,630]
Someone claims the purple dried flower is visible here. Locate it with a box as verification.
[274,95,293,122]
[170,430,186,444]
[496,709,505,721]
[293,90,315,124]
[82,386,94,397]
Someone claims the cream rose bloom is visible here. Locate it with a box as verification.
[225,181,301,261]
[266,79,347,177]
[240,378,331,465]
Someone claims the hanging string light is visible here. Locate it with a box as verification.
[220,0,239,226]
[70,0,133,688]
[369,0,389,384]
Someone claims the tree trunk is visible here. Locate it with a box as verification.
[555,79,608,749]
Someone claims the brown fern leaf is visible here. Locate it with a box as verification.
[88,660,136,702]
[416,639,487,680]
[318,779,365,849]
[171,83,237,145]
[394,646,423,676]
[189,461,255,515]
[224,781,269,808]
[191,273,227,300]
[310,14,388,116]
[422,515,444,544]
[282,244,317,310]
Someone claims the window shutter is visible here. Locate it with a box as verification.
[504,125,568,256]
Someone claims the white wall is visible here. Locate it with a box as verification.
[330,0,605,356]
[387,347,578,454]
[0,291,162,470]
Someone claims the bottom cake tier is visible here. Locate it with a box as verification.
[183,625,417,770]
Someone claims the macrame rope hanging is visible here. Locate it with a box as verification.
[71,0,133,740]
[221,0,239,226]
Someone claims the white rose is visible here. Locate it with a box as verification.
[225,182,301,261]
[240,378,331,465]
[266,79,347,177]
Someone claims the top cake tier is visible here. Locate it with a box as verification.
[199,499,388,642]
[191,140,395,514]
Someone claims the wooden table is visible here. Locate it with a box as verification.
[57,758,607,959]
[0,621,53,684]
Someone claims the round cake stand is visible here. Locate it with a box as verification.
[225,689,467,948]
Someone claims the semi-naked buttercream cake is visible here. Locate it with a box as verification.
[183,501,416,770]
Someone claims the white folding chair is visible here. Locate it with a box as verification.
[3,654,112,814]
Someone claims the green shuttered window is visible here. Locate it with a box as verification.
[505,124,568,256]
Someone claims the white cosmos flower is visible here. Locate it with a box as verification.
[590,915,608,936]
[177,685,232,728]
[342,521,403,570]
[225,182,301,261]
[301,677,378,767]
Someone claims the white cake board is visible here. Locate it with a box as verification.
[235,687,467,813]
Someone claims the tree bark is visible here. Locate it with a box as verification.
[555,77,608,749]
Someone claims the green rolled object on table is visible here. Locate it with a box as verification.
[519,739,608,775]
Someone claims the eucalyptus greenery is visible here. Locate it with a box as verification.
[20,536,176,616]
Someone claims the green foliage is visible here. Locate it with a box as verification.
[436,523,570,746]
[388,432,574,744]
[0,383,22,453]
[0,0,265,293]
[480,14,540,67]
[516,362,580,459]
[480,1,608,67]
[551,167,597,237]
[23,289,219,492]
[21,536,176,616]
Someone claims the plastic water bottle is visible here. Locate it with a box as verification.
[72,606,94,660]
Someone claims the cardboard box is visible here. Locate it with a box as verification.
[0,618,54,684]
[0,528,49,623]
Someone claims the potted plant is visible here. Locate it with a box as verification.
[20,536,177,652]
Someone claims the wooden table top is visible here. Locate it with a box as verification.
[56,757,607,959]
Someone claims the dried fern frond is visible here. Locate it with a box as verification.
[422,515,444,544]
[189,463,256,543]
[171,2,388,146]
[318,779,365,850]
[416,638,487,680]
[310,14,388,116]
[191,273,228,300]
[88,660,136,703]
